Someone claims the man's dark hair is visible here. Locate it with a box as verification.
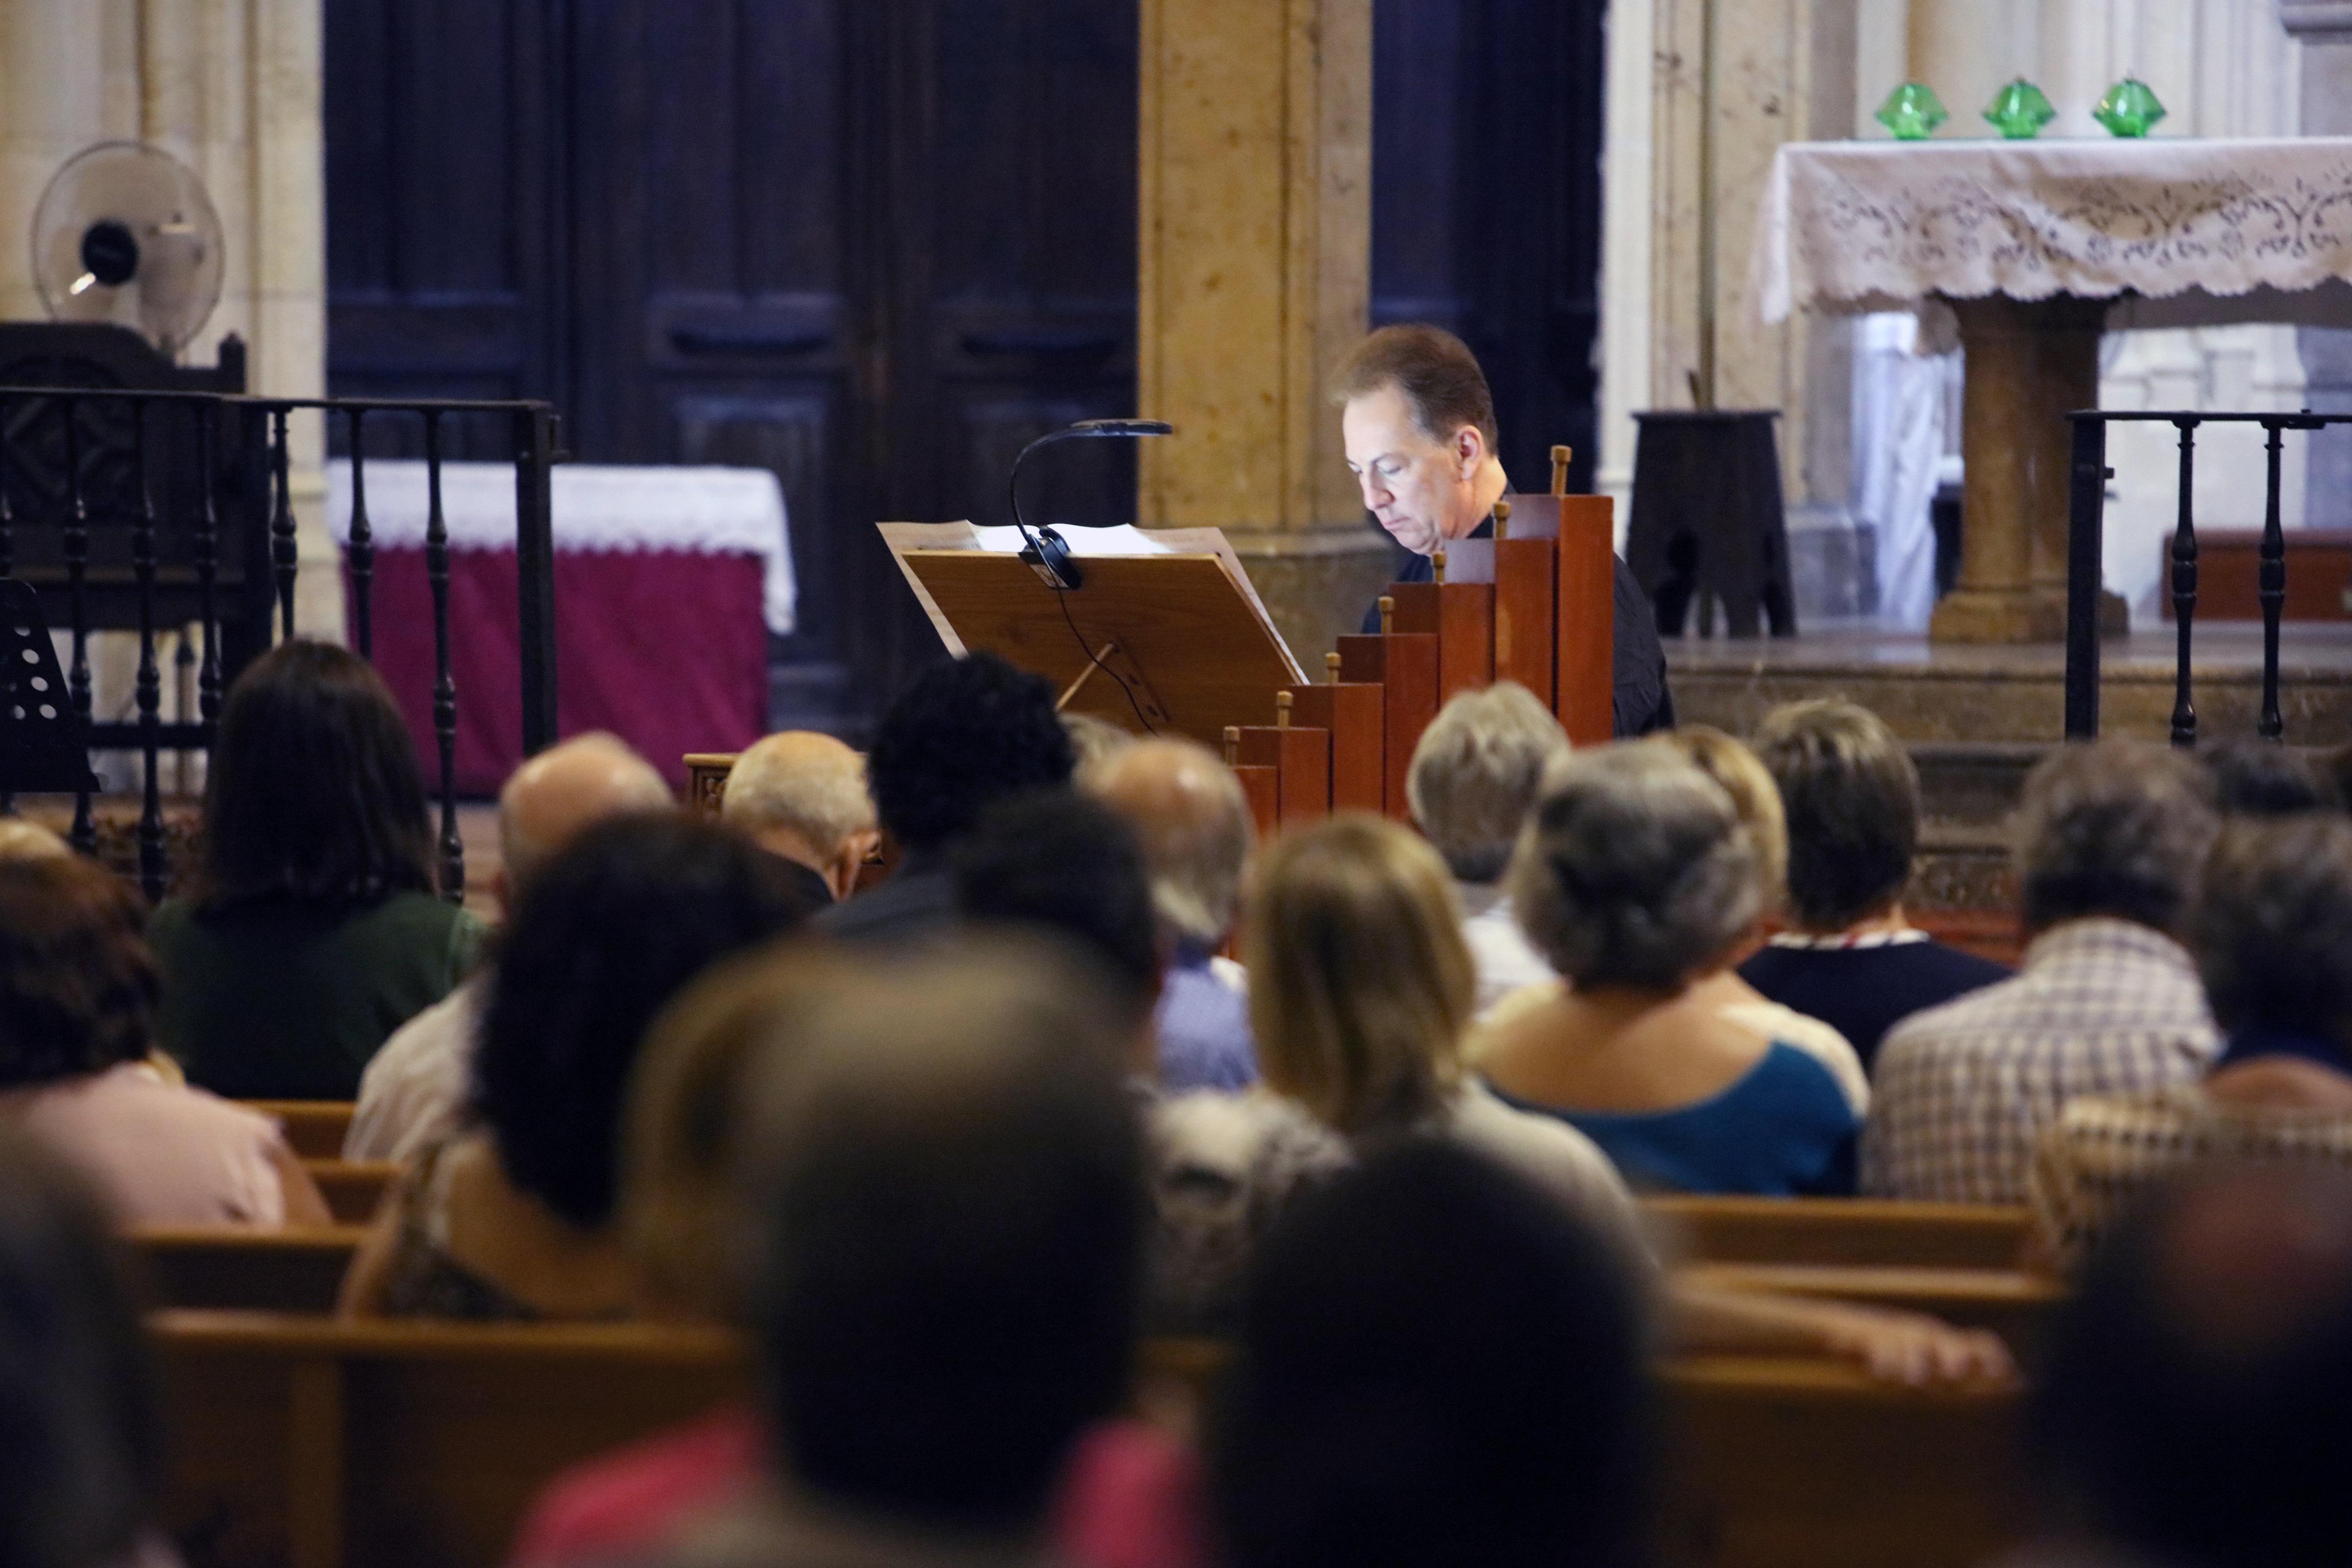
[1334,324,1500,453]
[2032,1167,2352,1568]
[2190,816,2352,1040]
[1216,1141,1649,1568]
[745,942,1144,1533]
[952,789,1160,1022]
[0,858,159,1090]
[2201,739,2332,819]
[191,639,435,908]
[1753,698,1920,930]
[475,814,816,1229]
[866,653,1074,855]
[0,1131,161,1568]
[2015,741,2218,936]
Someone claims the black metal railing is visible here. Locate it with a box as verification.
[2065,408,2342,745]
[0,386,560,902]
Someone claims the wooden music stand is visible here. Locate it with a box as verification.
[881,523,1306,747]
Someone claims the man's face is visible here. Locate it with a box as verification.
[1343,383,1482,557]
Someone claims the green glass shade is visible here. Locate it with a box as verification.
[1983,78,2057,139]
[1875,82,1949,140]
[2094,77,2167,137]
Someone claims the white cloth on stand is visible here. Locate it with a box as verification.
[1753,137,2352,340]
[326,459,796,635]
[1851,313,1950,629]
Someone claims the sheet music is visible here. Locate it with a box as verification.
[878,521,1306,683]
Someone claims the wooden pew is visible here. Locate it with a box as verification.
[1679,1262,2064,1362]
[133,1227,365,1313]
[305,1160,400,1225]
[154,1310,744,1568]
[247,1101,356,1160]
[1644,1197,2031,1271]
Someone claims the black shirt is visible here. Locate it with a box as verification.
[1737,939,2014,1075]
[1361,519,1675,737]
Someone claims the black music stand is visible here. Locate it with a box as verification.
[0,578,96,795]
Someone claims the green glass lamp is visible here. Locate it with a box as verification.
[1875,82,1949,140]
[1983,78,2057,139]
[2094,77,2166,137]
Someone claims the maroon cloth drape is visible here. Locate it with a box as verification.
[351,548,767,794]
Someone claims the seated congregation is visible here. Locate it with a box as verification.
[9,637,2352,1566]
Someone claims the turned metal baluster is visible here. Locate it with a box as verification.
[423,411,464,899]
[270,407,298,638]
[2168,419,2199,748]
[193,406,223,729]
[2259,420,2287,742]
[347,408,374,658]
[62,397,94,854]
[131,400,164,900]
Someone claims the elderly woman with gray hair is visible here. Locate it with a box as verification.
[1478,742,1867,1195]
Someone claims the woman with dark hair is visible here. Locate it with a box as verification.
[338,813,816,1320]
[0,857,327,1226]
[0,1130,168,1568]
[150,640,487,1099]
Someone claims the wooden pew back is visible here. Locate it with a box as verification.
[246,1101,355,1160]
[1645,1196,2031,1271]
[133,1227,365,1314]
[306,1160,400,1225]
[1679,1262,2064,1363]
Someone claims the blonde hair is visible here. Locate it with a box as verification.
[1245,815,1474,1136]
[1657,726,1787,911]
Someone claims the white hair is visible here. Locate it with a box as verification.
[722,733,877,857]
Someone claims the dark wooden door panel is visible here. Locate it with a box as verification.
[670,390,843,658]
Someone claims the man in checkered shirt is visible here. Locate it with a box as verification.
[1863,741,2221,1203]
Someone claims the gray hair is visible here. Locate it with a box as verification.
[1088,738,1253,946]
[2191,816,2352,1038]
[722,732,878,858]
[1508,741,1760,989]
[1407,682,1569,884]
[2015,740,2218,936]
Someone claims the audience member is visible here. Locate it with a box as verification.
[2028,815,2352,1273]
[0,1131,168,1568]
[645,940,1187,1568]
[0,820,69,862]
[1867,741,2221,1203]
[2028,1167,2352,1568]
[150,640,487,1099]
[1478,744,1866,1195]
[1215,1141,1649,1568]
[953,790,1164,1061]
[1737,699,2011,1070]
[718,730,879,903]
[1092,738,1259,1090]
[819,652,1074,944]
[0,856,328,1227]
[1405,683,1566,1012]
[346,733,674,1162]
[1652,725,1872,1080]
[2201,736,2331,818]
[339,815,815,1319]
[1062,711,1137,777]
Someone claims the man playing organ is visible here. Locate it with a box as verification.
[1338,325,1673,736]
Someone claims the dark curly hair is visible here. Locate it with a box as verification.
[191,640,435,908]
[0,858,160,1090]
[0,1131,161,1568]
[952,790,1161,1022]
[474,814,817,1229]
[866,653,1074,854]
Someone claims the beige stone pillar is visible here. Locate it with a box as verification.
[1137,0,1389,668]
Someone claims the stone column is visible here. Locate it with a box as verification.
[1137,0,1390,668]
[2285,3,2352,528]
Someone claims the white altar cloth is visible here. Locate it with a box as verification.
[1754,137,2352,333]
[326,459,796,635]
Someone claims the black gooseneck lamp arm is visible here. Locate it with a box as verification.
[1008,419,1175,591]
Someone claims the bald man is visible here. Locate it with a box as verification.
[1090,738,1258,1091]
[720,730,881,903]
[345,733,675,1161]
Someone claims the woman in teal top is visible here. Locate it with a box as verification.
[1478,742,1866,1195]
[150,641,485,1100]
